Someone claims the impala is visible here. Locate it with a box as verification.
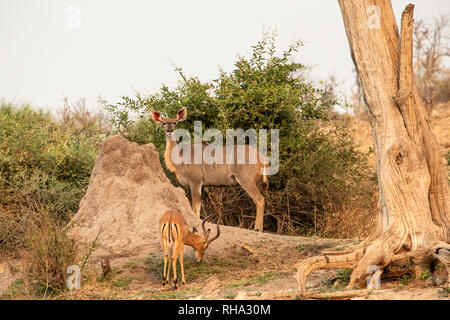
[151,107,269,231]
[159,210,220,289]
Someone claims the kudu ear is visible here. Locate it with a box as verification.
[176,107,187,122]
[151,110,162,123]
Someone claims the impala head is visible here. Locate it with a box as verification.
[191,215,221,262]
[151,107,187,138]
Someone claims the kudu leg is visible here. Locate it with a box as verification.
[190,183,203,218]
[237,180,265,232]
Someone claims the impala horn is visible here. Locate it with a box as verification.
[201,213,222,244]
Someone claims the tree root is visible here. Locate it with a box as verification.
[295,249,362,296]
[430,242,450,286]
[295,240,450,297]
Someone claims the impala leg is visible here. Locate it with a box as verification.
[165,246,172,286]
[237,180,265,232]
[161,240,168,286]
[190,183,202,218]
[179,243,186,286]
[171,243,182,290]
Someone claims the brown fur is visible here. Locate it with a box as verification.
[159,210,219,289]
[151,107,269,232]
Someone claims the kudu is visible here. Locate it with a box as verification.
[159,210,220,289]
[151,107,269,231]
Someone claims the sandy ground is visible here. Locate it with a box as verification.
[2,226,447,300]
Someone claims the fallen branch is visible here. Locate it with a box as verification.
[302,289,391,300]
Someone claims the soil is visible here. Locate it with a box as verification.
[2,227,447,300]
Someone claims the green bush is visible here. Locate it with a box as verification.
[0,102,103,253]
[102,33,377,237]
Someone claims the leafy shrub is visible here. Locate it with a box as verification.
[0,102,103,253]
[102,33,377,237]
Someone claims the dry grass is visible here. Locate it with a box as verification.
[322,102,450,169]
[317,202,377,239]
[20,205,78,297]
[334,102,450,161]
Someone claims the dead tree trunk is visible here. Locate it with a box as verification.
[296,1,450,296]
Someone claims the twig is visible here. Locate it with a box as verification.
[80,228,102,272]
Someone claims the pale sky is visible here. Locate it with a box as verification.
[1,0,449,112]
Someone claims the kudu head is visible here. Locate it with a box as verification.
[151,107,187,138]
[191,214,221,262]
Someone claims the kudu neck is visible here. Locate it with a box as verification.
[164,135,178,173]
[165,134,177,144]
